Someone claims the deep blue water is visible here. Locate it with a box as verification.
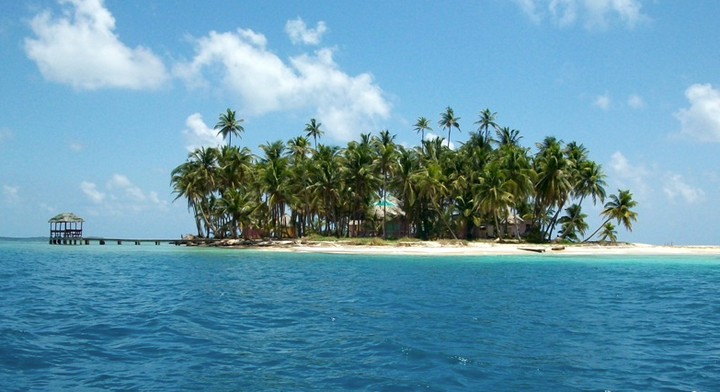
[2,239,720,391]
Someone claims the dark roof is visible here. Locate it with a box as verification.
[48,212,85,223]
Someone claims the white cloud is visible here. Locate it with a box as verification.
[607,151,649,197]
[3,185,20,203]
[24,0,168,90]
[663,173,705,204]
[81,174,167,214]
[107,174,145,201]
[80,181,105,203]
[627,94,645,109]
[594,93,611,110]
[516,0,646,29]
[182,113,224,152]
[674,83,720,142]
[285,17,327,45]
[515,0,542,23]
[174,28,390,143]
[549,0,578,27]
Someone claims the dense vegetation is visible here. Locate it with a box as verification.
[171,108,638,243]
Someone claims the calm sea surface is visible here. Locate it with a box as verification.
[2,239,719,391]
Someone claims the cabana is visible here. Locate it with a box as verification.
[48,212,84,245]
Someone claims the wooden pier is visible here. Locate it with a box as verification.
[50,237,219,246]
[47,212,217,246]
[81,237,180,245]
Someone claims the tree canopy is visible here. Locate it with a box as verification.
[172,107,637,243]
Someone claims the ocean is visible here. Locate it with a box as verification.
[2,238,719,391]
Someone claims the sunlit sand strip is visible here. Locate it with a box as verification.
[251,241,720,256]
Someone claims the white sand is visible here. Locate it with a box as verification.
[254,241,720,256]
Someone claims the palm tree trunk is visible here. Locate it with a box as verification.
[582,218,611,243]
[544,197,566,240]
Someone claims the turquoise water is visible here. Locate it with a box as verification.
[2,239,719,391]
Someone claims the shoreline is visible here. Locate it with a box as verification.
[214,239,720,256]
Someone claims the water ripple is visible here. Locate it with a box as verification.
[2,241,720,391]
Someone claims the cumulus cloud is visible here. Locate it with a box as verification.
[174,28,390,143]
[594,93,611,110]
[627,94,645,109]
[516,0,646,29]
[182,113,224,152]
[285,17,327,45]
[674,83,720,142]
[81,174,167,214]
[24,0,168,90]
[663,173,705,204]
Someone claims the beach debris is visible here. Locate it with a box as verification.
[518,247,546,253]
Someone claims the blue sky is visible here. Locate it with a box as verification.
[1,0,719,245]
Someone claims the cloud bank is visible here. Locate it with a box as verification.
[24,2,391,143]
[674,83,720,143]
[174,27,390,142]
[24,0,168,90]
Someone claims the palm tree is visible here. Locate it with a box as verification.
[171,160,205,237]
[475,108,499,144]
[497,144,534,238]
[413,117,432,148]
[304,118,324,150]
[215,108,245,146]
[557,203,588,242]
[343,137,377,236]
[533,137,572,240]
[474,163,514,241]
[258,141,290,238]
[309,145,343,236]
[287,136,313,236]
[438,106,460,149]
[412,161,457,239]
[495,127,522,147]
[392,146,420,237]
[171,147,221,237]
[372,130,397,239]
[574,160,607,207]
[584,189,638,242]
[598,222,618,243]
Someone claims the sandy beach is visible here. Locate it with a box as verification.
[247,240,720,256]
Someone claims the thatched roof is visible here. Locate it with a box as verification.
[48,212,85,223]
[371,196,404,219]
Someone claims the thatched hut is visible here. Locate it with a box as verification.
[372,196,407,238]
[48,212,84,245]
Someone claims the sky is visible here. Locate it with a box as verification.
[1,0,719,245]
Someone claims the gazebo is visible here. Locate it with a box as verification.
[48,212,84,245]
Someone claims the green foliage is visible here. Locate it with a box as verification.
[172,107,636,243]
